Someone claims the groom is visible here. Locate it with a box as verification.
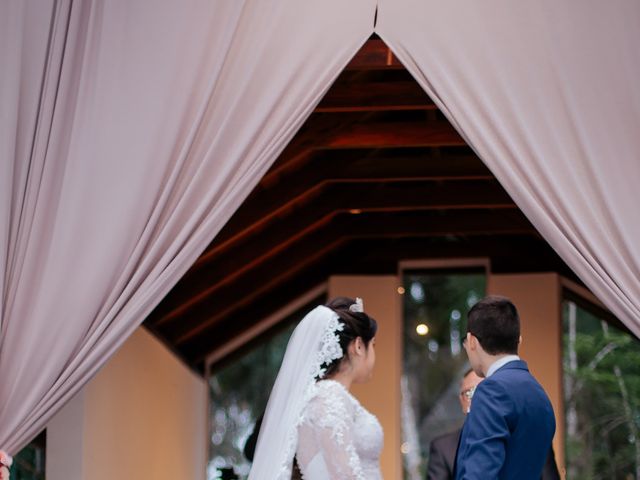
[455,296,555,479]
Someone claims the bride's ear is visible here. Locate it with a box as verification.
[352,336,365,356]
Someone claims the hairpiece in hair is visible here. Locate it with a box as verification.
[349,297,364,313]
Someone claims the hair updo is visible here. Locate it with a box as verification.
[320,296,378,378]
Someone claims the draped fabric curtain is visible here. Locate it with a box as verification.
[0,0,376,453]
[377,0,640,335]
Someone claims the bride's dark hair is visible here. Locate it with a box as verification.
[321,296,378,378]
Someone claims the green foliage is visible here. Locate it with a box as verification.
[208,323,296,479]
[10,443,45,480]
[564,302,640,479]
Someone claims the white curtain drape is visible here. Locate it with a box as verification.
[0,0,376,453]
[377,0,640,334]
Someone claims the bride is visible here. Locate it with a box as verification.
[248,297,384,479]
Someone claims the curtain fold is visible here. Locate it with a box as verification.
[0,0,376,453]
[376,0,640,334]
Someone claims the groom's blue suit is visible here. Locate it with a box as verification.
[454,360,555,480]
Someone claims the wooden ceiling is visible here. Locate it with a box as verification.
[144,36,575,372]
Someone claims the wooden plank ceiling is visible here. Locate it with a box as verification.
[144,36,575,372]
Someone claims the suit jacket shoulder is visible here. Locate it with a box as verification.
[455,360,556,480]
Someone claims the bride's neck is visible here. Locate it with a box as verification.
[327,370,353,391]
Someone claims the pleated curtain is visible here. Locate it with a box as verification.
[2,0,639,457]
[377,0,640,336]
[0,0,376,453]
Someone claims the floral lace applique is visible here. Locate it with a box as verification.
[310,316,344,381]
[297,381,366,480]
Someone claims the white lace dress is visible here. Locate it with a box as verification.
[296,379,384,479]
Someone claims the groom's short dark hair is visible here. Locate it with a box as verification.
[467,296,520,355]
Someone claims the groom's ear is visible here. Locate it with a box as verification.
[467,333,479,351]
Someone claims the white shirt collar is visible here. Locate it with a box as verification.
[486,355,520,378]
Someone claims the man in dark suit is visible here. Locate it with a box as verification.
[428,431,460,480]
[455,296,556,480]
[427,369,482,479]
[427,369,560,480]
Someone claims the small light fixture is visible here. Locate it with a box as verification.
[416,323,429,336]
[349,209,362,214]
[401,442,411,454]
[397,286,405,295]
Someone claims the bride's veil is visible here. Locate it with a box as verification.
[248,305,344,480]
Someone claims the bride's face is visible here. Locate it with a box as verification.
[352,337,376,383]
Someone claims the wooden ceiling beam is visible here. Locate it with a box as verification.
[203,289,329,373]
[261,112,464,181]
[163,235,350,344]
[149,206,529,335]
[261,140,463,201]
[178,234,570,366]
[322,120,465,149]
[315,80,435,112]
[148,178,517,329]
[193,207,531,301]
[182,263,339,367]
[344,38,403,70]
[210,151,493,251]
[201,178,514,260]
[262,113,379,181]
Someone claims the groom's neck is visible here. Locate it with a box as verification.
[482,352,519,377]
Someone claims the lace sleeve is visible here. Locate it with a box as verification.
[297,383,365,480]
